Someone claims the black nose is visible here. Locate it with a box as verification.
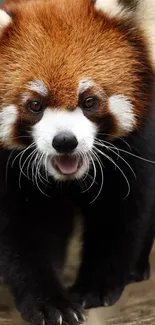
[52,132,78,153]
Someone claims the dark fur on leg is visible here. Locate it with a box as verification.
[71,96,155,308]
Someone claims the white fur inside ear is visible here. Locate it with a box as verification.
[0,9,12,32]
[94,0,125,18]
[109,95,136,135]
[134,0,155,70]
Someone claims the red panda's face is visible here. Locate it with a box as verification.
[0,0,153,181]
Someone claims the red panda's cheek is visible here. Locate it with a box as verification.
[86,94,137,140]
[0,104,19,149]
[108,95,136,137]
[0,104,29,149]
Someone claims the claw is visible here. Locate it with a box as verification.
[82,301,86,308]
[103,300,110,307]
[59,315,63,325]
[73,313,79,322]
[81,313,86,322]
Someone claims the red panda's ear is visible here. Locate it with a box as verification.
[0,9,12,35]
[92,0,155,70]
[134,0,155,70]
[92,0,127,18]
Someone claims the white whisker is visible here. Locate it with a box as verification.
[44,154,50,183]
[93,140,136,179]
[37,153,49,186]
[97,132,131,150]
[113,148,155,165]
[108,147,136,179]
[95,147,130,198]
[81,153,97,193]
[89,150,104,204]
[26,148,38,181]
[11,142,35,168]
[18,145,36,187]
[94,138,120,157]
[34,152,50,197]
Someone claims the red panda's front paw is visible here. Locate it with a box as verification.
[83,286,124,308]
[71,283,124,309]
[128,262,150,284]
[18,293,85,325]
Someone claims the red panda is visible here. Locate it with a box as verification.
[0,0,154,324]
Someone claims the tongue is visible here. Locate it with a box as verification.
[53,155,79,175]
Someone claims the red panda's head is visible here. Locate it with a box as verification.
[0,0,153,181]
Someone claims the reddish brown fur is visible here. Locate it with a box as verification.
[0,0,153,146]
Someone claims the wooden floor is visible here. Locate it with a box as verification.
[1,245,155,325]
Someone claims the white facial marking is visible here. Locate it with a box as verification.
[0,105,17,146]
[32,108,97,180]
[0,10,12,33]
[27,80,48,97]
[78,79,96,93]
[94,0,125,18]
[21,92,30,104]
[78,78,105,99]
[109,95,136,135]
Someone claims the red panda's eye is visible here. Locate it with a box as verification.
[27,101,44,114]
[83,97,97,110]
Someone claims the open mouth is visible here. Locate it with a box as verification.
[52,155,83,175]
